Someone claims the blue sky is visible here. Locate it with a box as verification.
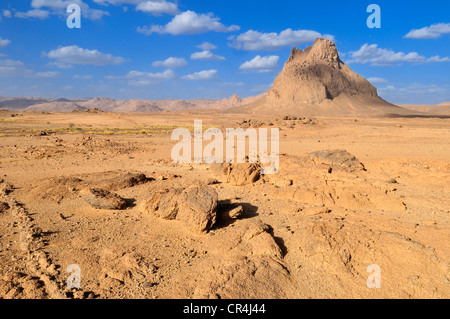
[0,0,449,104]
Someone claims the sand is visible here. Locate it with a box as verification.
[0,110,449,299]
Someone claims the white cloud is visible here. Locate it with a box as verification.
[0,59,29,77]
[367,77,388,84]
[197,42,217,51]
[30,0,109,20]
[404,23,450,39]
[347,44,426,65]
[3,10,12,18]
[14,9,50,19]
[239,55,279,72]
[126,69,175,79]
[426,55,450,63]
[137,10,240,35]
[126,69,175,86]
[0,37,11,48]
[229,28,335,51]
[347,43,450,66]
[190,50,225,61]
[93,0,143,4]
[182,69,217,80]
[152,57,187,68]
[45,45,126,66]
[0,58,60,78]
[136,1,179,16]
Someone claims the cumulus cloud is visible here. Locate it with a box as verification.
[347,43,450,66]
[152,57,187,68]
[197,42,217,51]
[229,28,335,51]
[182,69,217,80]
[28,0,109,20]
[426,55,450,63]
[136,1,179,16]
[137,10,240,35]
[0,59,29,77]
[14,9,50,19]
[0,58,60,78]
[2,10,12,18]
[404,23,450,39]
[348,44,424,65]
[190,50,225,61]
[239,55,279,72]
[45,45,126,67]
[125,69,175,86]
[0,37,11,48]
[367,77,388,84]
[93,0,144,4]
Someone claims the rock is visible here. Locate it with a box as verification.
[140,188,181,220]
[220,205,244,221]
[307,149,365,172]
[96,173,149,191]
[0,201,10,213]
[268,175,292,187]
[227,163,261,186]
[0,182,14,196]
[80,188,127,210]
[176,186,218,234]
[206,178,219,185]
[303,205,331,216]
[388,178,398,184]
[209,163,232,176]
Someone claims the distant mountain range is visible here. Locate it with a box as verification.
[0,94,264,113]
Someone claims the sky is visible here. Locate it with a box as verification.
[0,0,449,104]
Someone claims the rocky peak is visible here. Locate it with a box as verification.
[267,38,378,105]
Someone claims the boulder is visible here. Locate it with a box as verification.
[176,185,218,234]
[140,188,181,220]
[227,163,261,186]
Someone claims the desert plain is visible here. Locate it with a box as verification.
[0,108,449,299]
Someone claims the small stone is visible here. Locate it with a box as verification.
[0,201,10,213]
[80,188,127,210]
[221,206,244,221]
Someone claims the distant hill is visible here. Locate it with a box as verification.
[399,103,450,116]
[0,94,261,113]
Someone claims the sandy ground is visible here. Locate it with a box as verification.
[0,110,449,299]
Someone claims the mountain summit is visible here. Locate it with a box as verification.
[267,38,378,105]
